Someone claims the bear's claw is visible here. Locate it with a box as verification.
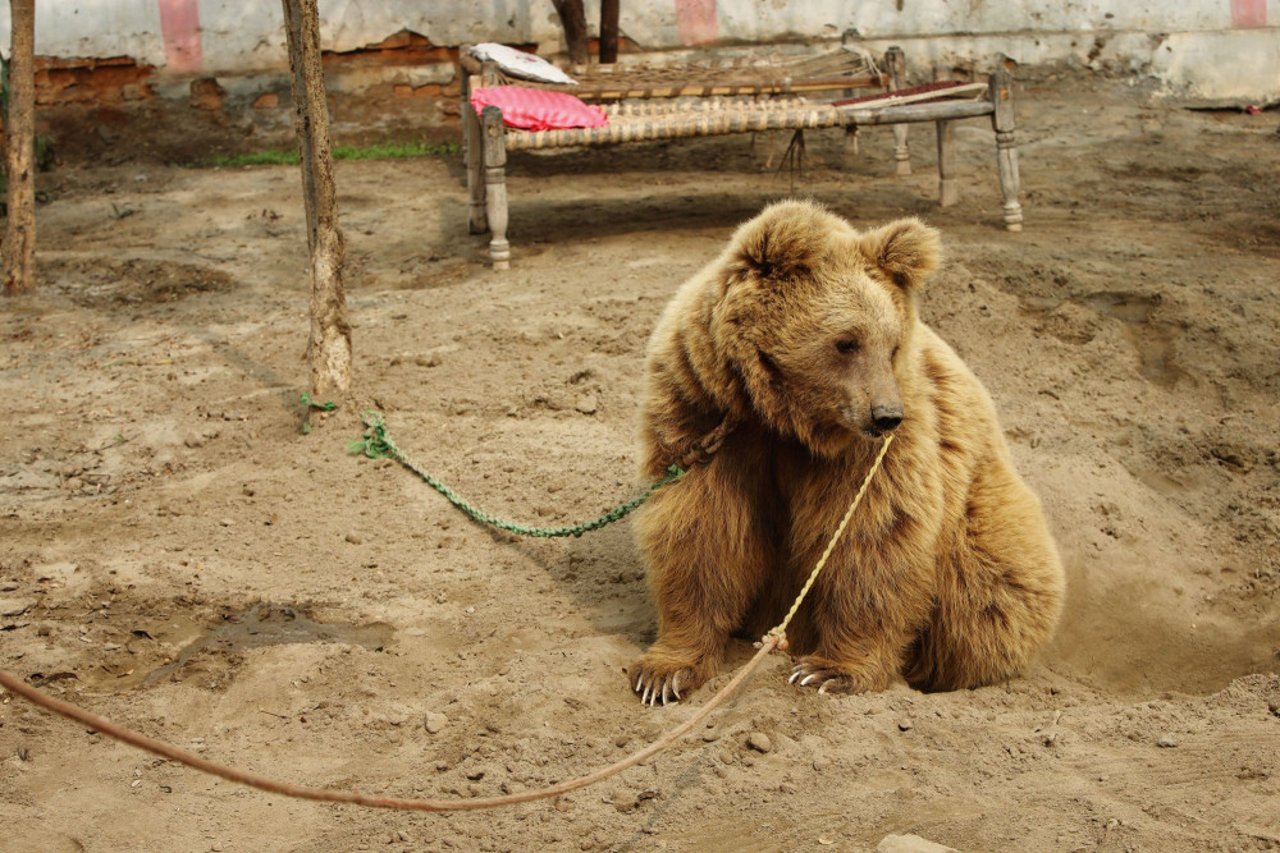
[789,661,858,695]
[630,664,691,707]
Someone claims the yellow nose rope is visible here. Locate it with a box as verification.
[0,434,893,813]
[764,432,894,651]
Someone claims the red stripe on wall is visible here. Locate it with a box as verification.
[675,0,717,46]
[158,0,203,72]
[1230,0,1266,27]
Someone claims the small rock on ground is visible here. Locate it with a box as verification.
[876,833,960,853]
[0,598,34,617]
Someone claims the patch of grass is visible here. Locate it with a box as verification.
[335,140,460,160]
[212,149,299,167]
[210,140,460,168]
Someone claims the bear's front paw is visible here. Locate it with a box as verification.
[629,654,709,707]
[788,656,890,695]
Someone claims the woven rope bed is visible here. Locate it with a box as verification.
[467,44,890,102]
[506,100,846,151]
[459,46,1024,269]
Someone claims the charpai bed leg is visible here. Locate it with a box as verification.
[990,67,1023,232]
[844,125,860,157]
[886,46,911,176]
[481,105,511,270]
[936,119,957,207]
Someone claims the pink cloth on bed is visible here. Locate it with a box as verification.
[470,86,608,132]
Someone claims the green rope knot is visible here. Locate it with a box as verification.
[348,411,395,459]
[349,412,685,538]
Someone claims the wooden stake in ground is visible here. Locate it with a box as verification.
[2,0,36,296]
[281,0,352,398]
[551,0,590,68]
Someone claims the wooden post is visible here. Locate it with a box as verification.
[600,0,620,65]
[2,0,36,296]
[551,0,590,68]
[990,67,1024,232]
[462,59,488,234]
[481,106,510,270]
[885,46,911,176]
[459,49,470,173]
[281,0,352,397]
[935,120,957,207]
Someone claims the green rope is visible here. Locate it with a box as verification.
[301,392,337,412]
[348,412,685,538]
[299,393,338,435]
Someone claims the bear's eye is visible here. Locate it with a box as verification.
[836,339,860,354]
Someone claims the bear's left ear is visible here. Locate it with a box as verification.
[859,218,941,290]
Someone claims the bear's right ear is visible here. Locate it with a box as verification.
[729,200,835,284]
[860,218,941,291]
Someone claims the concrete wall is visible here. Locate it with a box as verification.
[0,0,1277,100]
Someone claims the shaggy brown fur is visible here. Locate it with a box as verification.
[630,200,1065,705]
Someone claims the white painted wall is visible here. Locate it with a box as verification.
[0,0,1276,100]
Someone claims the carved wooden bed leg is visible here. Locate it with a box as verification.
[886,46,911,175]
[481,106,511,269]
[936,119,957,207]
[844,125,860,157]
[990,67,1023,232]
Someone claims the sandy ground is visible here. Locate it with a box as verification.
[1,69,1278,852]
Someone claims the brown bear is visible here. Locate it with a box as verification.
[630,200,1065,705]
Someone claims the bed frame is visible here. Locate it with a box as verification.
[459,46,1022,269]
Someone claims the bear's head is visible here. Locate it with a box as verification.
[710,200,941,456]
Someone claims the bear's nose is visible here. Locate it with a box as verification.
[870,404,903,433]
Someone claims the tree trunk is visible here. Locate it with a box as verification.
[600,0,620,65]
[281,0,352,399]
[2,0,36,296]
[551,0,590,67]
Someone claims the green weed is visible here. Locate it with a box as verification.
[210,140,459,168]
